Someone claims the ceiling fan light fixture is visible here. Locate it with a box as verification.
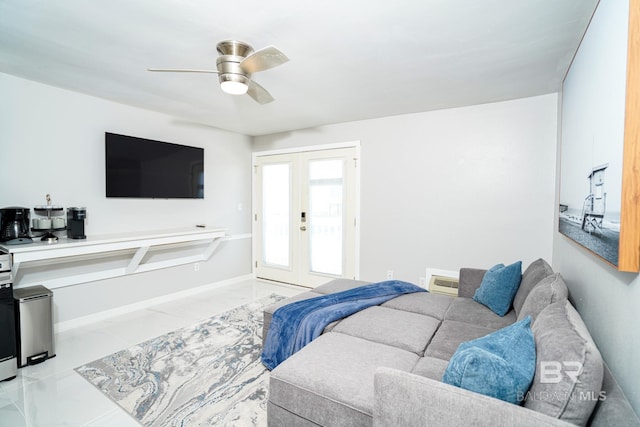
[219,73,249,95]
[220,80,248,95]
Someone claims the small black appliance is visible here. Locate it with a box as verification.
[67,207,86,239]
[0,207,33,245]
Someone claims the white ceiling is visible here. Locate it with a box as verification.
[0,0,598,136]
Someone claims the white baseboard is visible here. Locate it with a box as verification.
[54,273,254,333]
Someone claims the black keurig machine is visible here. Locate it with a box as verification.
[67,207,86,239]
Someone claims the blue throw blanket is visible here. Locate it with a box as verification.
[261,280,426,370]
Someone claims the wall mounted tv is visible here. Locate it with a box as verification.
[105,132,204,199]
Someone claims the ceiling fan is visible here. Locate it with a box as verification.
[148,40,289,104]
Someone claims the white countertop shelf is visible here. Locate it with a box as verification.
[0,227,226,290]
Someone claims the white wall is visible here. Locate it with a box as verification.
[555,0,639,413]
[254,94,558,283]
[0,73,253,322]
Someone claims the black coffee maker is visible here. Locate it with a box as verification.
[67,207,86,239]
[0,207,33,245]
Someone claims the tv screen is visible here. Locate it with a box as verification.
[105,132,204,199]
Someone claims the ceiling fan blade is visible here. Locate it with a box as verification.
[247,80,275,104]
[240,46,289,73]
[147,68,219,74]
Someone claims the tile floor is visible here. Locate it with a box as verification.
[0,278,305,427]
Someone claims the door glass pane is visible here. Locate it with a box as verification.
[308,159,343,275]
[262,163,290,267]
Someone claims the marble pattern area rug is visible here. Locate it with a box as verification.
[75,294,285,426]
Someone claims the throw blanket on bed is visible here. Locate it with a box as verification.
[261,280,426,370]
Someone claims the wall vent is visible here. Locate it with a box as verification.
[425,268,460,297]
[429,275,459,297]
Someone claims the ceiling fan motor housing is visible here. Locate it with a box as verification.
[216,40,254,92]
[216,40,253,57]
[216,55,252,84]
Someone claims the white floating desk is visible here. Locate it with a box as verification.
[0,227,226,290]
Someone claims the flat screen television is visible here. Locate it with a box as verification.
[105,132,204,199]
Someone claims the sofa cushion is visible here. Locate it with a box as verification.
[517,273,568,322]
[444,297,516,330]
[442,316,536,404]
[411,356,450,381]
[269,332,419,425]
[381,292,454,320]
[473,261,522,316]
[425,320,496,361]
[525,301,603,426]
[332,306,440,356]
[513,258,554,317]
[457,267,488,298]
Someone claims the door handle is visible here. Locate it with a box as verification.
[300,226,307,231]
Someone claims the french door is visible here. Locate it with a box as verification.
[254,147,358,287]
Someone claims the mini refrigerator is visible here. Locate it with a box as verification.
[14,285,55,367]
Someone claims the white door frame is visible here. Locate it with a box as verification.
[252,141,361,284]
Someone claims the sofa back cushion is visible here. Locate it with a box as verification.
[525,301,603,426]
[513,258,554,317]
[517,273,568,322]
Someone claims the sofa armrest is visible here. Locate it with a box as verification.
[457,268,487,298]
[373,367,574,427]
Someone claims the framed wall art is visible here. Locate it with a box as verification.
[559,0,640,272]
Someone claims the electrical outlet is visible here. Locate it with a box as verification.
[386,270,393,280]
[194,263,200,272]
[419,277,426,288]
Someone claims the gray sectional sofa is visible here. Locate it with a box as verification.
[262,259,640,426]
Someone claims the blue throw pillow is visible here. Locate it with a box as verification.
[473,261,522,316]
[442,316,536,404]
